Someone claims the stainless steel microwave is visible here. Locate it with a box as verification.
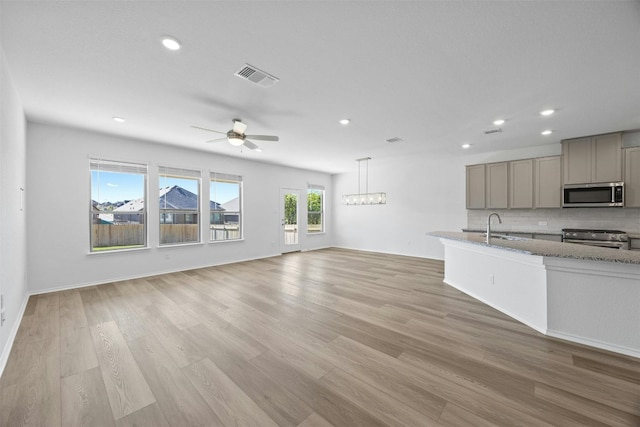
[562,182,624,207]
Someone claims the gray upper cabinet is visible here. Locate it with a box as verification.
[534,156,562,208]
[466,164,485,209]
[625,147,640,207]
[509,159,533,208]
[486,162,508,209]
[562,133,622,184]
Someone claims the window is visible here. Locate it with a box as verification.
[307,185,324,233]
[210,172,242,241]
[90,159,147,252]
[159,166,201,245]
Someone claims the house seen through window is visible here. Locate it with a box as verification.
[159,166,201,245]
[90,159,148,252]
[210,172,242,241]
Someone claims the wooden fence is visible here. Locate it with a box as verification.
[160,224,199,244]
[92,224,144,248]
[93,224,241,247]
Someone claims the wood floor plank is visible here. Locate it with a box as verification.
[572,354,640,385]
[61,367,115,427]
[318,367,438,427]
[250,350,388,427]
[60,326,99,378]
[436,402,501,427]
[135,304,206,368]
[185,323,313,427]
[114,403,170,427]
[534,381,640,426]
[59,290,89,331]
[89,321,155,420]
[81,287,114,327]
[184,357,279,427]
[97,284,150,342]
[297,412,335,427]
[127,334,223,427]
[210,309,333,379]
[3,322,61,426]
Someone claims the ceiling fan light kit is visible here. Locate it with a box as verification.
[342,157,387,205]
[191,118,279,151]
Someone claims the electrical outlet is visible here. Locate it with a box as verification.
[0,294,4,326]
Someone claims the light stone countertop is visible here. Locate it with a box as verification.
[428,231,640,265]
[462,228,562,235]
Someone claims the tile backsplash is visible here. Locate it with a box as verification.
[467,208,640,234]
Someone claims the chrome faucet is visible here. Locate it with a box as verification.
[486,212,502,244]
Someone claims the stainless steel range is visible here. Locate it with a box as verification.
[561,228,629,250]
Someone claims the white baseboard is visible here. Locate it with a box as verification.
[546,329,640,359]
[0,293,30,379]
[29,252,282,296]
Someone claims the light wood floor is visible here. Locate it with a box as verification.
[1,248,638,426]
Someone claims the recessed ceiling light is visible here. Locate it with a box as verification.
[493,119,505,126]
[541,130,553,135]
[339,119,350,125]
[161,36,182,51]
[112,116,125,123]
[462,143,471,149]
[255,148,263,152]
[540,109,555,116]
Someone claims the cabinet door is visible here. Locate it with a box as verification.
[593,133,622,182]
[625,147,640,207]
[563,137,592,184]
[486,162,508,209]
[509,159,533,208]
[466,164,486,209]
[534,156,561,208]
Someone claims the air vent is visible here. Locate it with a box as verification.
[386,137,404,143]
[484,128,503,135]
[234,64,279,88]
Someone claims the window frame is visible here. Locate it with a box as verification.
[210,172,243,242]
[307,185,325,234]
[158,165,202,246]
[89,158,148,253]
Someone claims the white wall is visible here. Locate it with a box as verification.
[0,47,28,372]
[332,152,468,260]
[26,122,332,293]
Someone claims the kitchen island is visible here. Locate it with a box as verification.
[429,231,640,358]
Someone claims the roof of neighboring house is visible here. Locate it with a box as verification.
[114,185,221,212]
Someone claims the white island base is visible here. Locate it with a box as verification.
[441,238,640,359]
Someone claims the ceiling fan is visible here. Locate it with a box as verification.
[191,119,279,150]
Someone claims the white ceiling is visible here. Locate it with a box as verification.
[2,1,639,174]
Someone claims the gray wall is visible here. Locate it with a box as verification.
[26,122,332,293]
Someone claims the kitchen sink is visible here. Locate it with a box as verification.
[482,233,528,241]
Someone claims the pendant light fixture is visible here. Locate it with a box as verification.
[342,157,386,205]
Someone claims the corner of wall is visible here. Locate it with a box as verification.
[0,45,29,379]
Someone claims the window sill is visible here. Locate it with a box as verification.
[159,241,204,249]
[209,238,245,244]
[88,246,150,255]
[307,232,326,236]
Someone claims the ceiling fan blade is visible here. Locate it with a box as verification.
[205,137,227,143]
[243,140,259,150]
[191,125,226,135]
[233,120,247,135]
[245,134,279,142]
